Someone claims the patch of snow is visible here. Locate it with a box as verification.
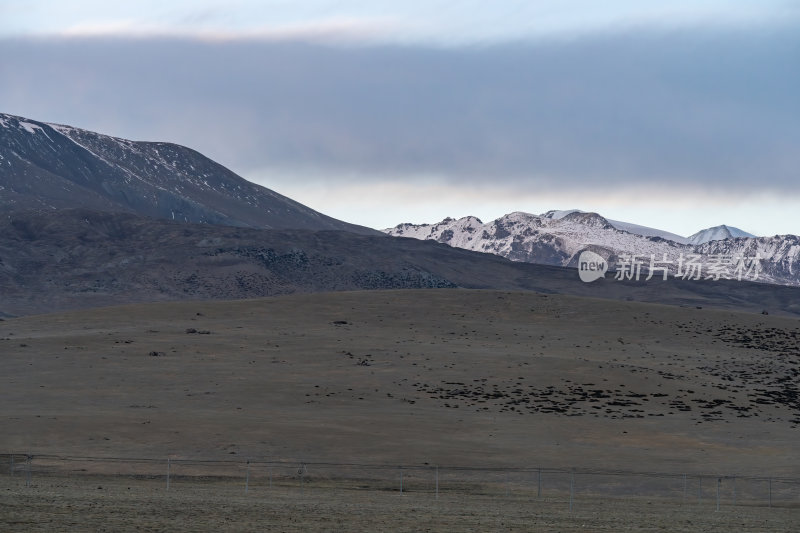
[20,121,44,135]
[609,220,689,244]
[542,209,688,244]
[542,209,582,220]
[47,123,76,134]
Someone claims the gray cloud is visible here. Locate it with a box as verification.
[1,25,798,193]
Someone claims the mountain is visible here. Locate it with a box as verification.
[542,209,690,244]
[688,225,756,245]
[697,234,800,283]
[384,212,800,287]
[2,208,800,317]
[386,211,689,267]
[2,111,798,315]
[0,112,378,235]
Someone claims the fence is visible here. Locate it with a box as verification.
[2,452,799,512]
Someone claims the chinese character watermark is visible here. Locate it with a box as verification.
[579,252,763,283]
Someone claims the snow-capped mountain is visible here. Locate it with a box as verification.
[688,225,756,245]
[0,112,378,234]
[385,212,800,287]
[697,235,800,283]
[542,209,690,244]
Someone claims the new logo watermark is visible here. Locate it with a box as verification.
[578,251,608,283]
[577,252,763,283]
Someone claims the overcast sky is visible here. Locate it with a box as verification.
[2,1,798,235]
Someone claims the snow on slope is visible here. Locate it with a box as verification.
[543,209,689,244]
[385,212,799,286]
[698,235,800,278]
[388,211,688,268]
[688,225,756,245]
[0,112,378,234]
[607,220,690,244]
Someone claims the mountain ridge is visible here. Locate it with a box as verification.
[0,112,379,235]
[385,212,800,287]
[541,208,757,244]
[3,112,799,315]
[3,208,799,317]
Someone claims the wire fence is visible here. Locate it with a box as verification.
[2,453,799,512]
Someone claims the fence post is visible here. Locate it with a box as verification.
[733,476,736,506]
[166,458,171,491]
[25,455,32,487]
[505,470,510,498]
[716,477,721,512]
[245,459,250,494]
[698,476,702,505]
[569,471,575,512]
[399,467,403,494]
[537,468,542,498]
[683,474,687,504]
[10,454,13,477]
[299,464,305,496]
[269,466,272,489]
[769,478,772,507]
[435,466,439,500]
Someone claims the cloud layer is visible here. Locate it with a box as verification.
[1,21,798,228]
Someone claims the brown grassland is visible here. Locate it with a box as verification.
[1,289,799,530]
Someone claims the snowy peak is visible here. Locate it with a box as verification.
[559,211,613,229]
[386,210,688,270]
[384,211,799,287]
[688,225,756,245]
[389,215,484,242]
[542,208,688,243]
[542,209,581,220]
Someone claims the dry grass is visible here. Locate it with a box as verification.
[2,289,800,529]
[1,472,798,532]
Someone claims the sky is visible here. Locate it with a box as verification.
[1,1,799,236]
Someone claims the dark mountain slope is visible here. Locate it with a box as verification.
[1,209,799,317]
[0,113,378,234]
